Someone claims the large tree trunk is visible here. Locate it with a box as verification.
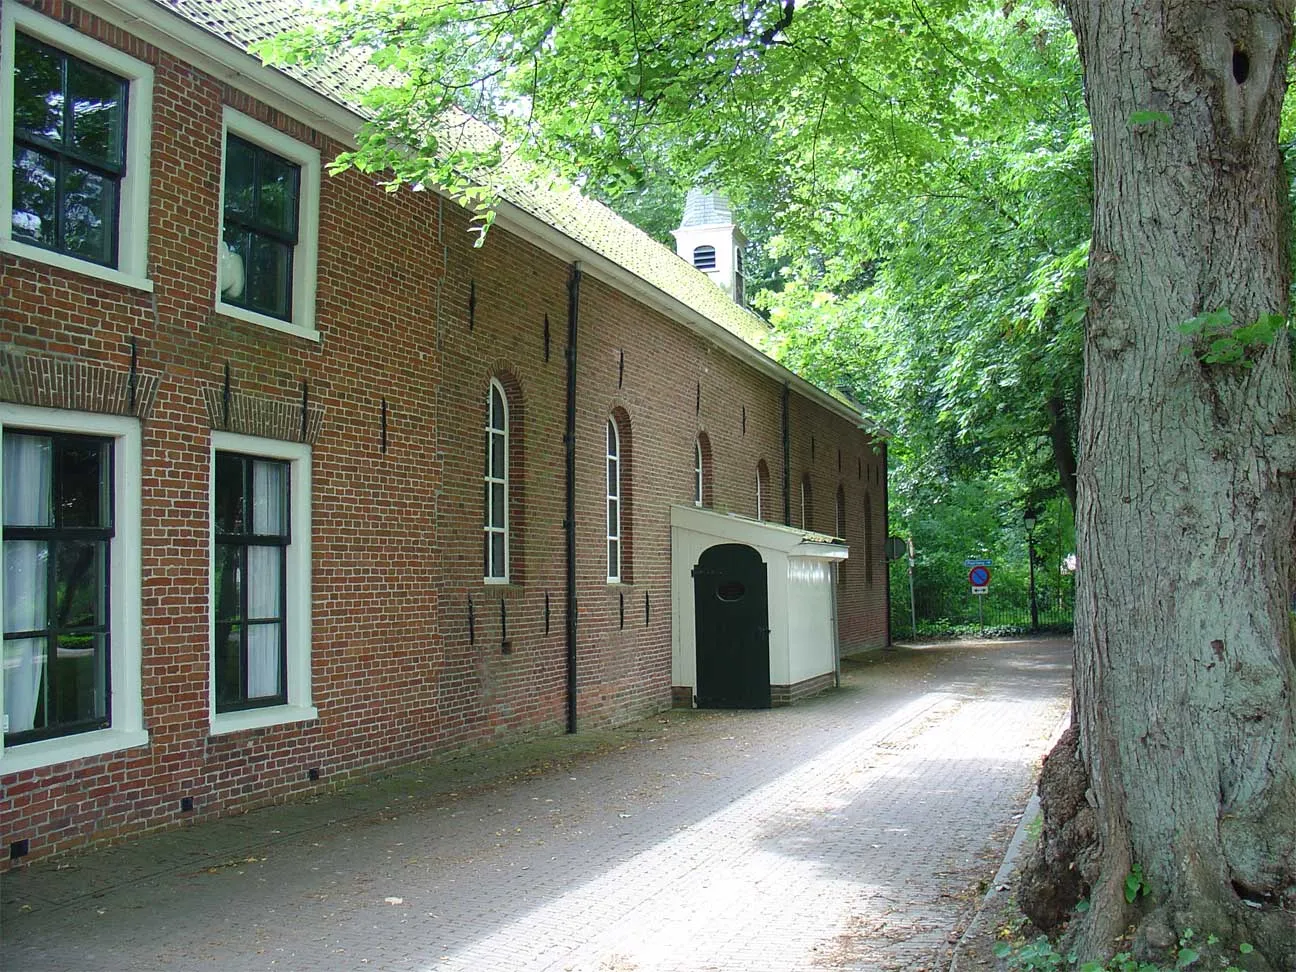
[1055,2,1296,966]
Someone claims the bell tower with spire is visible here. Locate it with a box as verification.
[671,189,748,306]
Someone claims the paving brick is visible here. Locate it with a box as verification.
[0,638,1070,972]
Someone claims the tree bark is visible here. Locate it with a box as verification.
[1046,394,1078,511]
[1054,1,1296,965]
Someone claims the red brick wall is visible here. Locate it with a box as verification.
[0,0,888,867]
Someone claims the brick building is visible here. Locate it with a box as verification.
[0,0,889,866]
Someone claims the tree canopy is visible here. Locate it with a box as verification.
[265,0,1088,515]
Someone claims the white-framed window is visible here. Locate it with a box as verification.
[216,108,320,340]
[0,3,153,292]
[692,245,716,271]
[694,439,704,507]
[210,431,314,734]
[484,379,509,582]
[606,418,621,583]
[756,460,769,521]
[0,405,145,775]
[735,247,745,304]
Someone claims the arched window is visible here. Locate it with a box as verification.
[694,432,713,508]
[607,417,621,582]
[484,379,509,581]
[692,245,716,271]
[756,459,770,520]
[864,492,875,587]
[694,439,704,507]
[800,474,813,531]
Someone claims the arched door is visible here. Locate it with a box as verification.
[692,543,770,708]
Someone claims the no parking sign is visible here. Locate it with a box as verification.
[968,565,991,594]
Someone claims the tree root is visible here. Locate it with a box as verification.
[1018,726,1098,931]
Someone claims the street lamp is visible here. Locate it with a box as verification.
[1024,510,1039,632]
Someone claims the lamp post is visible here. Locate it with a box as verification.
[1024,510,1039,632]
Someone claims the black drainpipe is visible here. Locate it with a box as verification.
[781,382,791,526]
[565,262,582,734]
[881,439,892,646]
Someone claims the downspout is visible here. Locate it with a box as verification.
[881,440,892,647]
[781,382,791,526]
[565,262,582,733]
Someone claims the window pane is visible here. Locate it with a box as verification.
[52,631,107,726]
[247,546,282,621]
[13,35,64,142]
[607,539,618,578]
[4,541,49,633]
[224,136,256,219]
[490,533,505,576]
[214,544,242,623]
[245,235,292,320]
[215,454,246,534]
[251,460,288,536]
[490,483,505,528]
[11,147,58,249]
[3,636,48,733]
[490,433,505,479]
[215,622,242,707]
[489,387,505,431]
[67,57,126,166]
[606,421,617,456]
[607,459,618,497]
[607,498,618,536]
[56,437,110,528]
[63,165,116,264]
[55,540,108,630]
[4,432,54,526]
[246,622,281,699]
[257,152,299,235]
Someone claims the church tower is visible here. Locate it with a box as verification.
[671,189,748,306]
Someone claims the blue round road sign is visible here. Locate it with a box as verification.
[968,565,991,587]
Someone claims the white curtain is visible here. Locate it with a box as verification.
[247,461,284,699]
[4,434,52,733]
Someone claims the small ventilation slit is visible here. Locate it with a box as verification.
[1232,48,1250,84]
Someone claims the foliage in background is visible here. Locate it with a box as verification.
[260,0,1086,611]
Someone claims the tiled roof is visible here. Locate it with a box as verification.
[151,0,844,396]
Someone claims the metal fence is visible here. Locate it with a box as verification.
[890,578,1075,638]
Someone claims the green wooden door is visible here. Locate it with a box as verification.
[693,543,770,708]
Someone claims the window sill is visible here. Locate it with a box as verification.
[214,300,319,342]
[1,240,153,293]
[209,704,318,736]
[0,727,149,776]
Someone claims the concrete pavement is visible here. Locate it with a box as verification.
[1,637,1071,972]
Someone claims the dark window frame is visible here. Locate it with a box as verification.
[2,429,114,746]
[10,32,128,268]
[221,133,301,322]
[213,451,290,713]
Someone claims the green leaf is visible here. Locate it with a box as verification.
[1175,946,1201,969]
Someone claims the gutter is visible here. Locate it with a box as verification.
[565,262,581,734]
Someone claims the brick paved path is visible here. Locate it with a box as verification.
[1,638,1071,972]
